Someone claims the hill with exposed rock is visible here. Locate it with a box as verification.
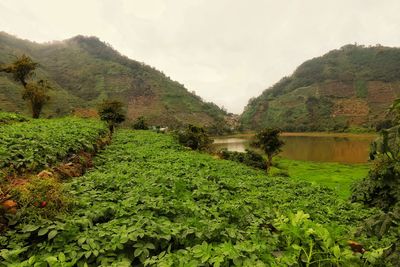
[0,32,227,128]
[241,44,400,131]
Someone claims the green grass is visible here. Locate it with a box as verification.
[272,157,370,199]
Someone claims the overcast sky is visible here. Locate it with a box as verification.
[1,0,400,113]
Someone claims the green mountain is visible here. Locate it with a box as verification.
[0,32,227,127]
[241,44,400,131]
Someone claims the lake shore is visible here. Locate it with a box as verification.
[213,132,376,164]
[213,131,378,139]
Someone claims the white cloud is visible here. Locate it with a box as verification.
[1,0,400,113]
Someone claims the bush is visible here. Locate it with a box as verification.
[175,124,212,151]
[376,119,394,132]
[352,125,400,209]
[132,116,148,130]
[352,155,400,211]
[219,149,265,170]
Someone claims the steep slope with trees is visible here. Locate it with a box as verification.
[241,44,400,131]
[0,32,227,127]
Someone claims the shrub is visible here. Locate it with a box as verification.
[175,124,212,151]
[132,116,148,130]
[352,124,400,210]
[219,149,265,170]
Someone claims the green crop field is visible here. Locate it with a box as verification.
[1,130,388,266]
[0,117,108,174]
[0,112,29,125]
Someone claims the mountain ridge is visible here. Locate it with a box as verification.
[241,44,400,131]
[0,32,228,128]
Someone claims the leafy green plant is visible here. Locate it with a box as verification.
[0,130,385,266]
[0,117,108,174]
[0,112,29,125]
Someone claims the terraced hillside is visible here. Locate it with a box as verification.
[241,44,400,131]
[0,32,227,127]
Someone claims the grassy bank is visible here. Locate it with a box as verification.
[272,158,370,199]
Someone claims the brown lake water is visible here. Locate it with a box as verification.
[213,133,377,164]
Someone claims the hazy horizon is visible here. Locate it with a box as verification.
[1,0,400,113]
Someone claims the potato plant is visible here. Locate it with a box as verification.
[0,117,108,174]
[0,130,386,266]
[0,112,29,125]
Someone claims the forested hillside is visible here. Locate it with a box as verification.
[0,32,227,128]
[241,44,400,131]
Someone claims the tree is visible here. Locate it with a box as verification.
[0,54,50,118]
[1,54,38,87]
[22,80,51,118]
[98,100,126,133]
[176,124,212,151]
[252,128,284,172]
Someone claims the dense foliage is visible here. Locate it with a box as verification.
[22,80,51,119]
[98,100,125,133]
[350,99,400,265]
[132,116,149,130]
[0,54,37,88]
[175,124,212,151]
[241,44,400,132]
[1,55,50,118]
[352,98,400,210]
[252,128,284,171]
[219,149,265,170]
[0,117,107,174]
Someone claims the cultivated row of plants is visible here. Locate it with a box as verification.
[0,130,386,266]
[0,112,29,125]
[0,117,108,175]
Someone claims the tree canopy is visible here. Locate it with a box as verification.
[252,128,284,172]
[98,100,126,133]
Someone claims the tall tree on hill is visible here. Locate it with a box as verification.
[252,128,285,172]
[23,80,51,118]
[98,100,126,133]
[0,54,50,118]
[1,54,38,87]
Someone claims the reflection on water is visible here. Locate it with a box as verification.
[213,134,376,163]
[213,138,249,153]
